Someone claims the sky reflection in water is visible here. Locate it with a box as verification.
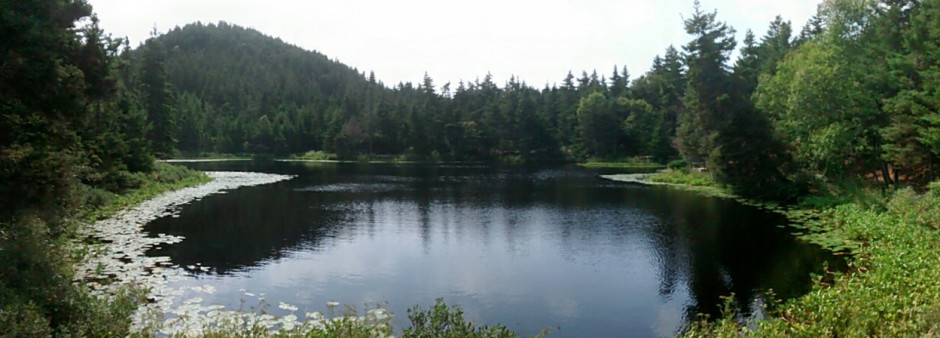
[147,162,831,337]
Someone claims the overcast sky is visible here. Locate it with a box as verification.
[88,0,822,88]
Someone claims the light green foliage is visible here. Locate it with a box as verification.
[292,150,339,161]
[756,38,879,177]
[182,307,392,338]
[580,156,664,169]
[136,299,531,338]
[576,92,618,158]
[649,169,724,189]
[403,299,525,338]
[667,159,688,170]
[887,182,940,230]
[686,186,940,336]
[619,98,658,155]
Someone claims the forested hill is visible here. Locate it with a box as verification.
[148,22,374,113]
[125,22,385,155]
[128,0,940,201]
[128,22,665,163]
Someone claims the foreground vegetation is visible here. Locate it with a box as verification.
[1,162,207,337]
[172,299,526,338]
[78,163,210,222]
[684,183,940,336]
[6,0,940,335]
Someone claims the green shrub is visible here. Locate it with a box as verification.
[649,169,721,188]
[295,151,338,161]
[0,215,141,337]
[402,298,519,338]
[580,156,665,169]
[684,200,940,337]
[667,159,687,170]
[887,185,940,230]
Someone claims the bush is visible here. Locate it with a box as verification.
[0,215,140,337]
[667,159,688,170]
[402,299,520,338]
[887,184,940,230]
[649,169,721,188]
[295,151,337,161]
[684,200,940,337]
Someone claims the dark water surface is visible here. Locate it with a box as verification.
[147,161,830,337]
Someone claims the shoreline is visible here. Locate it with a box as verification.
[161,159,252,163]
[75,171,294,335]
[600,172,736,199]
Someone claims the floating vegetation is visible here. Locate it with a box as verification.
[600,173,734,199]
[74,171,297,335]
[295,183,403,193]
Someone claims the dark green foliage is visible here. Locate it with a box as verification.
[677,1,736,164]
[0,0,196,336]
[126,23,669,163]
[6,0,940,334]
[667,159,688,170]
[139,35,177,158]
[403,298,518,338]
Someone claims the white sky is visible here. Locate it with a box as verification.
[88,0,822,88]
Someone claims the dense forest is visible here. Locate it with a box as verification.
[126,0,940,200]
[4,0,940,335]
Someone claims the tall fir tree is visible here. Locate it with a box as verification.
[140,33,177,158]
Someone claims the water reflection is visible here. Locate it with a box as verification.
[147,162,830,337]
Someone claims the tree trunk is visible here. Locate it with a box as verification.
[881,162,893,188]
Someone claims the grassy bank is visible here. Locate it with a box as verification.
[0,163,209,337]
[645,169,733,198]
[78,163,211,222]
[579,157,665,169]
[683,183,940,336]
[170,152,252,160]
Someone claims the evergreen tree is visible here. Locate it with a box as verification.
[678,0,737,166]
[885,0,940,181]
[759,16,794,76]
[1,0,151,334]
[140,33,177,158]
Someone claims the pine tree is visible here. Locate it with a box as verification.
[140,33,177,158]
[677,0,736,166]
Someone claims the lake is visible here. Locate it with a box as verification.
[146,161,830,337]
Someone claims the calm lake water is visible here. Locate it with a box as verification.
[147,161,830,337]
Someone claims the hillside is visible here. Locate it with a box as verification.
[126,22,386,155]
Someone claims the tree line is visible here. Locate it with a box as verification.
[3,0,940,333]
[132,0,940,199]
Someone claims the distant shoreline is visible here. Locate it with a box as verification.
[160,158,252,163]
